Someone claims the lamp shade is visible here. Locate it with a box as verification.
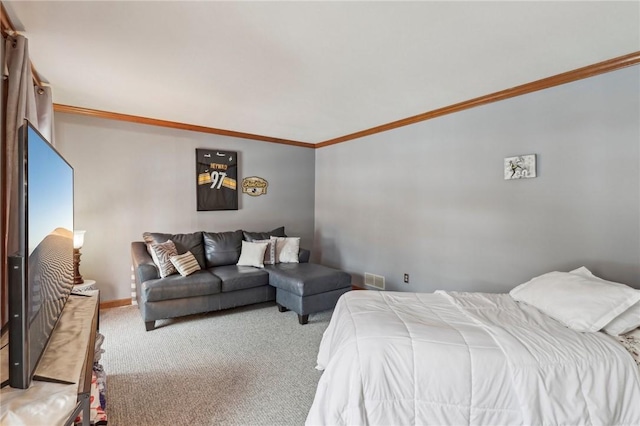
[73,230,86,249]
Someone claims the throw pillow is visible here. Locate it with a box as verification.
[253,239,276,265]
[142,232,155,256]
[149,240,179,278]
[242,226,286,242]
[143,231,206,269]
[270,237,300,264]
[237,241,269,268]
[170,251,201,277]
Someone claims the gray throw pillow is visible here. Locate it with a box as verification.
[242,226,286,242]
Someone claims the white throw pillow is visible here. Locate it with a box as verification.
[271,237,300,264]
[509,271,640,333]
[253,239,276,265]
[570,267,640,335]
[237,241,269,268]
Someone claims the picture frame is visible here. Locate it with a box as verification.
[196,149,238,210]
[504,154,536,180]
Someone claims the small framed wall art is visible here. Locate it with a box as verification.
[196,149,238,210]
[504,154,536,180]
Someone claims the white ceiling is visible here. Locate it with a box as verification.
[4,1,639,144]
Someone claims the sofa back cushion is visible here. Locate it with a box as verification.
[242,226,286,242]
[203,230,243,267]
[143,231,205,269]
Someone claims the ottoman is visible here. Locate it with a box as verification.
[266,263,351,324]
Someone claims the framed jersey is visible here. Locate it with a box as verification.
[196,149,238,211]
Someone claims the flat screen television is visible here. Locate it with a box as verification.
[5,120,74,389]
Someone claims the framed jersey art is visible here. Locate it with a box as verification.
[196,149,238,211]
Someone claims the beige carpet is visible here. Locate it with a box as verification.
[99,302,333,425]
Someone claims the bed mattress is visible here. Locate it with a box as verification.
[306,290,640,426]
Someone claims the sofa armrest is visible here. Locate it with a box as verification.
[131,241,159,283]
[298,248,310,263]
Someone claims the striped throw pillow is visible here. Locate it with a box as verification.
[170,251,201,277]
[253,239,276,265]
[270,236,300,264]
[149,240,178,278]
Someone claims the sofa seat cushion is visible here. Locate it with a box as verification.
[266,263,351,297]
[143,270,221,302]
[210,265,270,292]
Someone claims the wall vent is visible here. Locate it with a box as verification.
[364,273,385,290]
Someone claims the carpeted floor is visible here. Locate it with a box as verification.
[99,302,333,425]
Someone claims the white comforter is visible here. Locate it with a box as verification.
[306,290,640,426]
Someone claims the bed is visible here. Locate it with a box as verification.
[306,269,640,426]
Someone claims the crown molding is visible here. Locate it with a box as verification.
[53,51,639,150]
[316,51,640,148]
[53,104,315,148]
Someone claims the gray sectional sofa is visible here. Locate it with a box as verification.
[131,227,351,330]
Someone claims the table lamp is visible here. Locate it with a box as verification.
[73,230,86,285]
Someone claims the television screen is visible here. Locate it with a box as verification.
[7,121,74,389]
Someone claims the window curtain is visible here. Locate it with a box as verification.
[2,33,54,325]
[1,34,5,326]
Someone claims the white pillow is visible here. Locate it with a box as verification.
[570,267,640,335]
[270,236,300,264]
[509,271,640,333]
[603,302,640,336]
[253,239,276,265]
[236,241,269,268]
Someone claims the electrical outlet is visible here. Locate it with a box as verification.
[403,273,409,283]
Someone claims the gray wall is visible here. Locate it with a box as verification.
[55,114,315,301]
[54,65,640,301]
[315,66,640,292]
